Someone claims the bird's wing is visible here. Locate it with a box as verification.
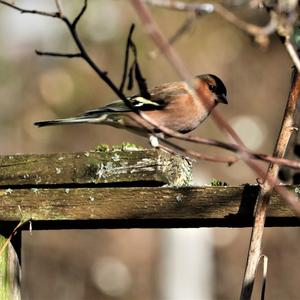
[80,81,187,117]
[80,96,164,117]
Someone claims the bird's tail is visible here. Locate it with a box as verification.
[34,115,107,127]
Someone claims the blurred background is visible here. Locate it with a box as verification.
[0,0,299,299]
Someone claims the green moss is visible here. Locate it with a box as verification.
[84,157,101,180]
[210,178,228,186]
[94,143,145,152]
[94,144,110,152]
[112,142,144,151]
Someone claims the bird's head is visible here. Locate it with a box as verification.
[196,74,228,105]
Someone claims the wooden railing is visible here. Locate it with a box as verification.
[0,149,299,299]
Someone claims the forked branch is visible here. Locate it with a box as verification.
[143,0,300,71]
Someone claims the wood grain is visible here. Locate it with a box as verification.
[0,149,192,187]
[0,185,299,228]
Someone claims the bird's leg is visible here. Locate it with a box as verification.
[148,133,189,159]
[149,133,175,153]
[148,134,195,163]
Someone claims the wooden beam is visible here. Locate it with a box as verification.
[0,185,299,228]
[0,149,299,228]
[0,148,192,187]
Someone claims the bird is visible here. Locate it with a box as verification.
[34,74,228,147]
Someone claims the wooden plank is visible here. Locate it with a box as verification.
[0,236,21,300]
[0,148,192,187]
[0,185,299,227]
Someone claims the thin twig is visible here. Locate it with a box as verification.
[149,14,195,59]
[166,14,195,45]
[143,0,277,47]
[130,112,300,169]
[126,27,151,99]
[72,0,87,28]
[54,0,63,17]
[260,255,268,300]
[119,24,136,93]
[130,0,300,216]
[0,0,236,166]
[144,0,300,73]
[0,0,60,17]
[143,0,214,14]
[122,108,300,168]
[213,2,277,46]
[131,0,242,139]
[35,50,81,58]
[161,138,238,164]
[131,0,194,83]
[0,0,130,105]
[3,0,299,170]
[60,2,133,106]
[240,71,300,300]
[285,37,300,73]
[3,0,300,194]
[2,0,300,173]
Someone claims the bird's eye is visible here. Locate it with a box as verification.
[208,84,216,92]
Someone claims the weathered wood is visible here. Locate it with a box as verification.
[0,236,21,300]
[0,149,299,228]
[0,185,299,227]
[0,149,192,187]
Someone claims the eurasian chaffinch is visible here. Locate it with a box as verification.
[34,74,228,145]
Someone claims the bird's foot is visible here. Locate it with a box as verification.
[149,135,160,148]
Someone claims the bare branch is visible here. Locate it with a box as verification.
[157,141,238,164]
[261,255,268,300]
[124,111,300,169]
[285,36,300,73]
[3,0,299,174]
[35,50,81,58]
[120,25,136,92]
[161,138,239,164]
[0,0,60,17]
[131,0,241,141]
[149,14,195,59]
[143,0,277,48]
[143,0,214,14]
[131,0,194,83]
[240,71,300,299]
[72,0,87,28]
[0,0,132,114]
[213,2,277,47]
[54,0,64,17]
[130,0,300,217]
[2,0,300,212]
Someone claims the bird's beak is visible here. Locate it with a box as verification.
[218,94,228,104]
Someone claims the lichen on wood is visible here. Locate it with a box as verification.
[0,148,192,187]
[0,185,299,227]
